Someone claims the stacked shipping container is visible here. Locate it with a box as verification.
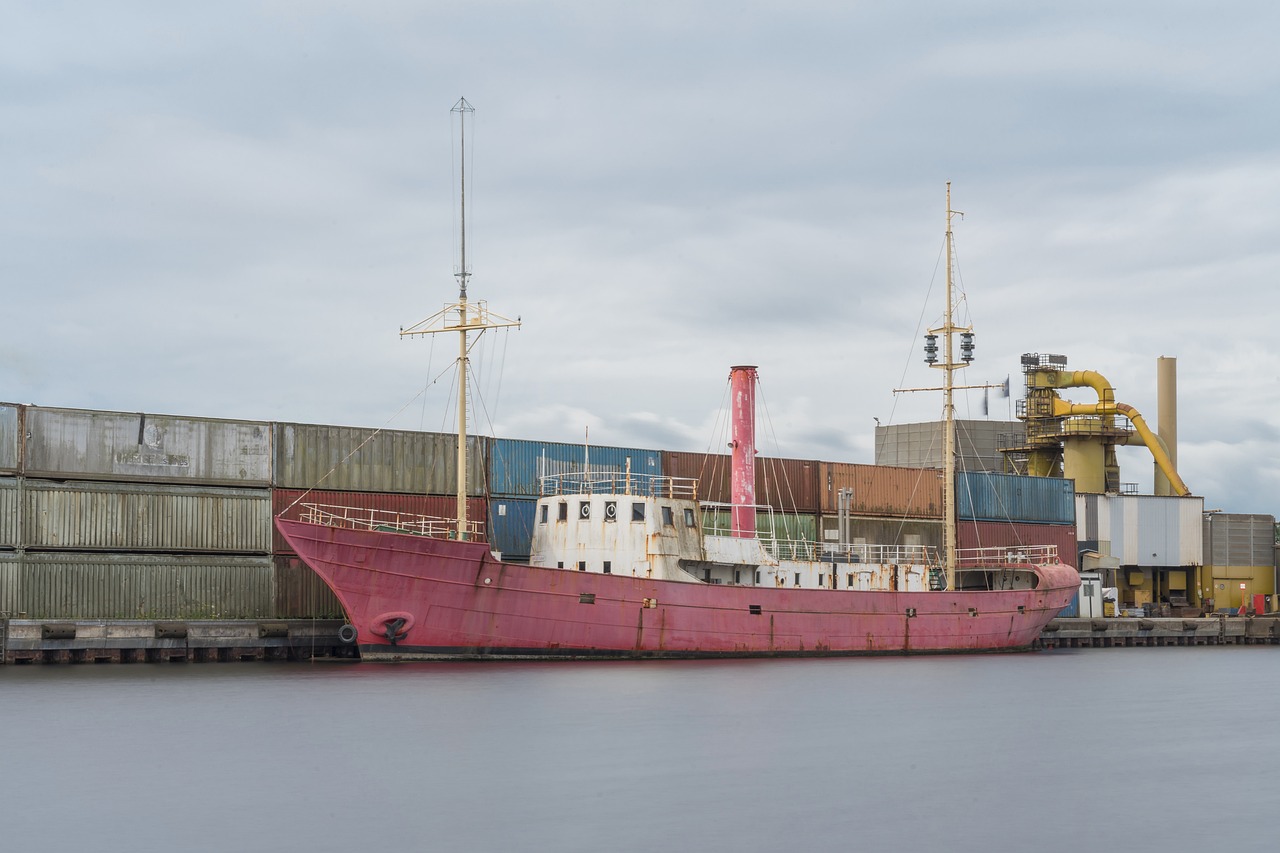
[2,406,287,619]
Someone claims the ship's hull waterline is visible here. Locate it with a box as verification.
[277,518,1079,661]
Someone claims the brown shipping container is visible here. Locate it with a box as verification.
[273,423,486,496]
[22,480,271,553]
[272,489,488,554]
[273,555,345,618]
[661,452,819,513]
[819,462,943,518]
[956,520,1079,569]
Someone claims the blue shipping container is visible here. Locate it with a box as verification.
[488,497,537,558]
[1057,591,1080,618]
[956,472,1075,526]
[489,438,662,498]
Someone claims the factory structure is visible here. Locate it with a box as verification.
[1,354,1276,628]
[879,354,1277,615]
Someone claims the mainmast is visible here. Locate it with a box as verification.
[400,97,520,540]
[896,183,985,590]
[929,182,976,589]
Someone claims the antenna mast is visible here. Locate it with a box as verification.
[400,97,520,540]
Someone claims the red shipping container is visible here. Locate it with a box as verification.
[956,519,1079,569]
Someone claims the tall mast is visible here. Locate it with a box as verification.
[931,182,971,589]
[894,184,985,589]
[401,97,520,541]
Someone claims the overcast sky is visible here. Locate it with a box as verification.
[3,1,1278,515]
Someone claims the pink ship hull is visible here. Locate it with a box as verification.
[277,518,1080,660]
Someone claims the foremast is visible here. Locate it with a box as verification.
[400,97,520,540]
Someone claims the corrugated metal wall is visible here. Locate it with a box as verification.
[0,477,18,549]
[874,420,1024,473]
[956,472,1075,525]
[0,550,18,615]
[816,515,943,550]
[273,423,485,495]
[490,439,662,498]
[272,555,345,618]
[819,462,942,517]
[488,497,537,559]
[1204,513,1276,567]
[661,452,819,513]
[6,553,276,619]
[23,407,273,486]
[702,509,817,543]
[271,489,487,554]
[1076,494,1204,566]
[22,480,271,552]
[956,520,1079,568]
[0,403,19,473]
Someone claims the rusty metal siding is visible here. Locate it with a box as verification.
[12,553,275,619]
[0,478,18,549]
[273,423,486,496]
[661,452,819,513]
[22,407,272,486]
[272,555,344,618]
[0,403,19,473]
[956,472,1075,525]
[23,480,271,553]
[271,489,488,554]
[819,462,942,518]
[1204,513,1276,567]
[490,438,662,498]
[956,520,1079,569]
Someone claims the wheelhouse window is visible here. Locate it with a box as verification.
[579,501,591,520]
[558,502,568,521]
[683,508,696,527]
[632,502,645,522]
[603,561,612,574]
[540,505,548,524]
[605,501,617,522]
[662,506,674,526]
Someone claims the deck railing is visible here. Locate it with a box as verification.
[299,503,485,541]
[539,472,699,499]
[955,544,1059,567]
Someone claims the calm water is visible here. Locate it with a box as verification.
[2,648,1278,853]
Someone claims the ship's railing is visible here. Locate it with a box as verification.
[299,503,485,540]
[820,543,941,566]
[539,472,699,499]
[955,544,1058,567]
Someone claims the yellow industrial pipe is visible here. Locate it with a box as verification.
[1050,397,1190,496]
